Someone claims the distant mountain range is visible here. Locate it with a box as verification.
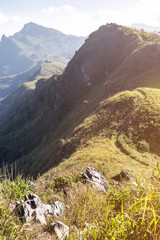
[0,22,85,78]
[0,22,85,100]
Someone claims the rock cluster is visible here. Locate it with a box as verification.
[15,167,136,239]
[82,167,109,193]
[16,193,64,225]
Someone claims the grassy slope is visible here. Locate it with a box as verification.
[38,87,160,179]
[1,24,160,177]
[13,87,160,180]
[24,60,67,89]
[2,26,160,239]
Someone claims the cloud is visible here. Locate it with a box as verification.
[42,5,95,36]
[41,2,160,36]
[11,16,23,22]
[42,5,77,16]
[41,5,130,36]
[41,5,142,36]
[0,12,29,39]
[0,10,9,24]
[135,0,160,25]
[2,2,160,39]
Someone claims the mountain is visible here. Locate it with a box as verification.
[0,22,85,103]
[0,22,85,78]
[130,23,160,34]
[2,23,160,240]
[0,23,160,177]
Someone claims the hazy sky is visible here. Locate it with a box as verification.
[0,0,160,38]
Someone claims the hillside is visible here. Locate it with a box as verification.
[0,59,67,116]
[0,24,160,177]
[1,23,160,239]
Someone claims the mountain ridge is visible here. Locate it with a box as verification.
[1,23,160,240]
[0,24,160,177]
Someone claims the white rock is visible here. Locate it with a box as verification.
[50,221,69,240]
[16,194,64,225]
[82,167,108,193]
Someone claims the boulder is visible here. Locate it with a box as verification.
[45,201,65,217]
[111,171,136,182]
[51,201,65,217]
[16,194,64,225]
[50,221,69,240]
[82,167,108,193]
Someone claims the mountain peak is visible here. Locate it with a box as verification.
[13,22,66,40]
[1,34,7,41]
[20,22,50,33]
[23,22,44,30]
[23,22,37,29]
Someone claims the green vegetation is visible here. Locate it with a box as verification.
[1,24,160,238]
[57,88,160,176]
[24,60,67,90]
[1,24,160,176]
[1,165,160,239]
[0,169,34,239]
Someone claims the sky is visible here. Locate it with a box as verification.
[1,0,160,38]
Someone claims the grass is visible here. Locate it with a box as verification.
[1,151,160,239]
[48,88,159,179]
[6,86,160,178]
[34,162,160,239]
[0,169,34,239]
[24,60,67,90]
[2,24,160,239]
[2,24,160,178]
[1,164,159,239]
[1,25,160,239]
[64,181,160,239]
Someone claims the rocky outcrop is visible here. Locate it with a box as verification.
[111,171,136,182]
[50,221,69,240]
[82,167,108,193]
[16,194,64,224]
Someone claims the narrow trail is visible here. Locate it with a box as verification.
[115,89,147,141]
[114,89,149,166]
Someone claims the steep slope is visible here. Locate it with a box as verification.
[63,87,160,160]
[0,59,67,116]
[34,88,160,181]
[0,24,160,176]
[13,87,160,177]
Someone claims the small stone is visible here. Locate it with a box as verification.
[111,171,136,182]
[50,221,69,240]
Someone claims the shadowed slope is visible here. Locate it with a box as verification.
[0,24,160,176]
